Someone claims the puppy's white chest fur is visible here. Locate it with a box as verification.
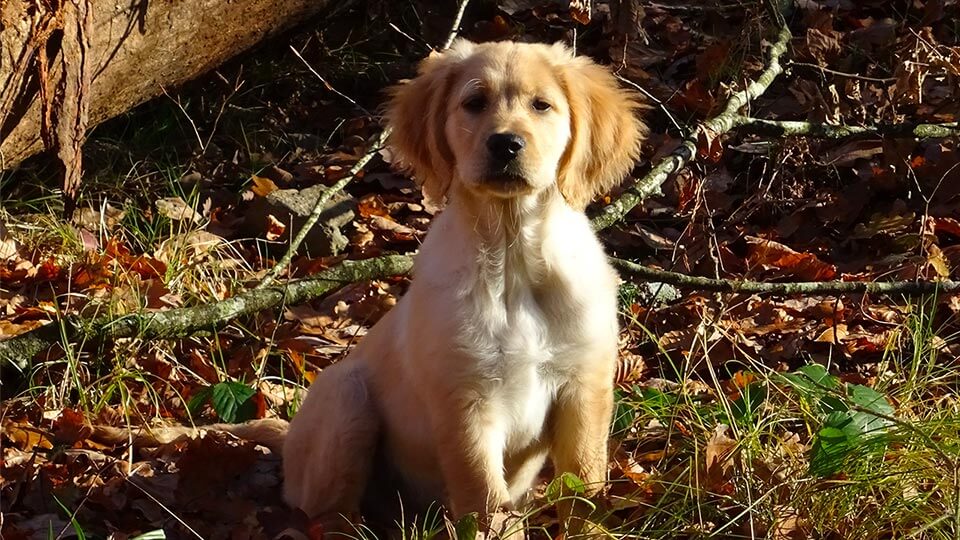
[461,270,560,452]
[400,191,619,457]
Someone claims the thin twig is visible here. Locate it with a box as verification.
[788,61,896,84]
[288,45,372,116]
[616,74,685,136]
[646,1,756,12]
[389,22,432,53]
[612,257,960,296]
[161,86,205,151]
[255,128,391,289]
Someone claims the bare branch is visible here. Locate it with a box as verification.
[733,116,960,139]
[255,128,391,289]
[612,257,960,296]
[1,255,414,370]
[591,25,793,231]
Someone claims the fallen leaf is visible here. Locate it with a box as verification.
[705,424,737,492]
[814,324,849,343]
[266,215,287,241]
[746,237,837,281]
[2,420,53,450]
[156,197,203,223]
[0,220,19,259]
[250,175,280,197]
[569,0,591,24]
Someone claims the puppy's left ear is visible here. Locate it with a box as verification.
[556,50,647,210]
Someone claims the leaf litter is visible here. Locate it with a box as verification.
[2,0,960,538]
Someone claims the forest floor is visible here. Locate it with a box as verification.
[3,0,960,538]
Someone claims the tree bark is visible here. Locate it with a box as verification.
[0,0,347,171]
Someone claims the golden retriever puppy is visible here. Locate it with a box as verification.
[283,39,645,532]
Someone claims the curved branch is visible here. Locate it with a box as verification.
[733,116,960,139]
[612,257,960,296]
[0,255,414,371]
[9,249,954,371]
[591,25,793,231]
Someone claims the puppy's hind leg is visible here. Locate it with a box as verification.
[283,362,380,526]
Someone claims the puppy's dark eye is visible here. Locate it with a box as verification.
[532,99,552,112]
[463,95,487,113]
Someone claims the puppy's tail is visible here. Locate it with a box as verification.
[90,418,289,454]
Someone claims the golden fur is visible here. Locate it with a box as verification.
[283,40,646,534]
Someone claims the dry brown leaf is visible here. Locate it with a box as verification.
[932,216,960,238]
[155,230,227,264]
[615,352,646,385]
[705,424,737,492]
[0,258,37,284]
[369,215,418,242]
[2,420,53,450]
[746,236,837,281]
[250,175,280,197]
[852,211,915,239]
[824,140,883,166]
[357,194,391,218]
[926,244,951,278]
[0,220,17,260]
[73,203,126,231]
[265,214,287,241]
[569,0,591,24]
[696,125,724,162]
[619,456,650,486]
[52,408,92,445]
[814,324,849,343]
[0,319,46,338]
[804,28,843,65]
[284,304,336,334]
[771,506,808,540]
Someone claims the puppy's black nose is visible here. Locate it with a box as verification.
[486,133,525,162]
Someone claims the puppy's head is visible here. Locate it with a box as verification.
[386,40,645,209]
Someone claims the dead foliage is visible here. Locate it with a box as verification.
[2,0,960,538]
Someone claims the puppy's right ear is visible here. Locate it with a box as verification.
[385,40,475,206]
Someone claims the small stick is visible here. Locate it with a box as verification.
[443,0,472,50]
[288,45,372,116]
[788,61,896,84]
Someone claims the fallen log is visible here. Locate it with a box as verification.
[0,0,349,174]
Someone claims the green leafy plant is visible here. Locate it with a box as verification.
[783,364,895,477]
[452,513,478,540]
[188,380,258,423]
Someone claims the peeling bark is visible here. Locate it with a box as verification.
[0,0,347,172]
